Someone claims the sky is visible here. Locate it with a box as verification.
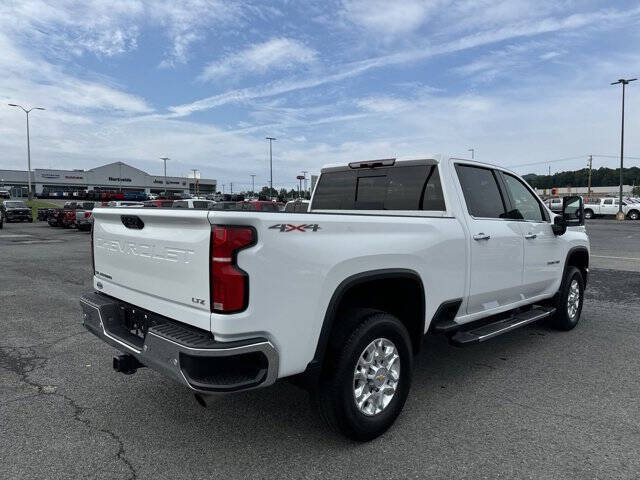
[1,0,640,191]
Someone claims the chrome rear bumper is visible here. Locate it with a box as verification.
[80,291,278,393]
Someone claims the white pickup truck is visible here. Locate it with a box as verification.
[584,197,640,220]
[81,156,589,440]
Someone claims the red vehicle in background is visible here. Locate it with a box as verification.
[241,200,280,212]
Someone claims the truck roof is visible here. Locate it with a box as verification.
[320,155,514,175]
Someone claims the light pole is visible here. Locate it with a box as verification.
[301,170,308,196]
[266,137,276,200]
[611,78,636,220]
[160,157,170,197]
[8,104,45,201]
[250,174,256,196]
[468,148,475,160]
[191,169,199,197]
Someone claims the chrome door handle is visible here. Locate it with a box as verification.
[473,233,491,241]
[524,233,537,239]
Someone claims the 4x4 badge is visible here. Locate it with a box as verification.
[269,224,321,232]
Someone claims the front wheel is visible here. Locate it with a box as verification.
[629,210,640,221]
[316,310,413,441]
[550,266,584,330]
[583,209,594,219]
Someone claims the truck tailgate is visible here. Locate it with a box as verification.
[92,208,211,318]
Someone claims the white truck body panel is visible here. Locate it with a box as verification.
[89,155,590,380]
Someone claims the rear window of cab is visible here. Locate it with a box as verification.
[312,165,445,211]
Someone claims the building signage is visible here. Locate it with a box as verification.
[65,175,84,180]
[108,177,132,182]
[41,173,60,179]
[153,179,181,185]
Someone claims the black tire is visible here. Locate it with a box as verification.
[549,266,584,331]
[316,309,413,441]
[629,210,640,221]
[28,217,33,223]
[583,209,594,219]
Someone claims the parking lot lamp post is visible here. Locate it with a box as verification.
[266,137,276,200]
[250,174,256,196]
[8,104,45,201]
[611,78,636,220]
[160,157,170,197]
[468,148,475,160]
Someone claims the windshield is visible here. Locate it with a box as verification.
[5,201,27,208]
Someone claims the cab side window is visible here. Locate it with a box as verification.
[501,173,544,222]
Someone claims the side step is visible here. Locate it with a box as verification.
[450,307,555,346]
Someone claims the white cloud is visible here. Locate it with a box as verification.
[198,38,318,81]
[341,0,444,35]
[1,0,243,65]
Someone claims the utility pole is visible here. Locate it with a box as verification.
[222,184,226,194]
[250,174,256,196]
[8,104,45,201]
[230,182,233,194]
[160,157,170,197]
[302,170,308,195]
[587,155,593,197]
[266,137,276,200]
[611,78,636,220]
[468,148,475,160]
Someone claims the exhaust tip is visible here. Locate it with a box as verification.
[194,393,208,408]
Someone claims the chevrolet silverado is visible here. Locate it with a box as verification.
[81,155,589,440]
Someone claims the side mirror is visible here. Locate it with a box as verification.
[552,215,567,236]
[562,195,584,226]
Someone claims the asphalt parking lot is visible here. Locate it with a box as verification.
[1,219,640,479]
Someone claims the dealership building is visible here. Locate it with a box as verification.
[0,161,217,197]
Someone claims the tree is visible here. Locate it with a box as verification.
[633,185,640,196]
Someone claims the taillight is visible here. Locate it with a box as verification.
[210,225,256,313]
[84,211,91,218]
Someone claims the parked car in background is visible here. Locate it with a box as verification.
[143,199,175,208]
[62,209,77,228]
[210,201,242,210]
[0,210,3,228]
[172,199,215,209]
[0,189,10,199]
[63,201,96,210]
[1,200,32,223]
[37,208,56,222]
[76,210,93,231]
[106,201,145,208]
[47,209,65,227]
[544,197,563,212]
[284,199,310,213]
[241,200,280,212]
[584,197,640,220]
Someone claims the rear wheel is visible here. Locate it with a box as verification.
[583,209,594,219]
[629,210,639,221]
[550,266,584,330]
[316,310,413,441]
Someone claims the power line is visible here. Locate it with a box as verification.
[508,154,640,169]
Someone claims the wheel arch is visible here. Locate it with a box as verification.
[564,246,589,287]
[309,269,425,372]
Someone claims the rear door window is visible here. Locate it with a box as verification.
[455,165,507,219]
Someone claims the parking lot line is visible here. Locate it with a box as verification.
[592,255,640,261]
[0,234,32,238]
